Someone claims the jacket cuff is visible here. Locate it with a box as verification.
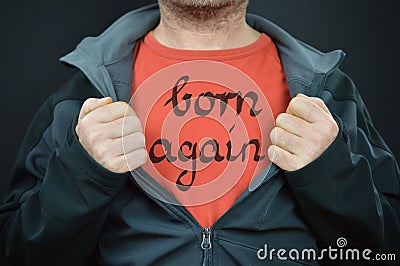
[285,116,350,188]
[65,119,130,189]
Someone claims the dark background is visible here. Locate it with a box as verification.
[1,0,399,198]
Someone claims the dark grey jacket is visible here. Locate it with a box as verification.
[1,4,399,266]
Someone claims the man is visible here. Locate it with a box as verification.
[0,1,399,265]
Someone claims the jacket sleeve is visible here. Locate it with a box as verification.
[0,72,130,266]
[285,70,400,259]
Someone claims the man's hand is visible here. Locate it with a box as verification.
[268,94,339,171]
[75,97,147,173]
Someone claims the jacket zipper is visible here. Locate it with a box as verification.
[129,164,280,265]
[201,227,212,266]
[197,165,280,265]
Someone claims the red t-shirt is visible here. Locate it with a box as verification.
[132,31,290,228]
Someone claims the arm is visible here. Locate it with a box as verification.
[0,72,130,265]
[270,71,400,257]
[294,77,399,257]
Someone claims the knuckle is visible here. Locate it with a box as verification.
[121,139,130,152]
[116,101,130,108]
[276,147,287,161]
[75,124,81,137]
[136,132,146,147]
[269,127,277,142]
[118,157,129,171]
[277,136,286,148]
[268,145,279,162]
[102,159,112,170]
[112,137,124,150]
[270,127,284,145]
[290,96,299,106]
[131,116,143,131]
[310,134,327,151]
[313,97,324,105]
[293,160,306,171]
[275,128,287,145]
[87,131,99,146]
[117,101,134,115]
[116,159,128,173]
[276,113,287,127]
[311,148,321,159]
[122,116,142,133]
[312,132,324,144]
[94,146,107,160]
[319,101,328,111]
[78,118,88,128]
[87,97,98,102]
[290,96,303,107]
[114,118,124,132]
[130,149,147,168]
[126,151,147,171]
[79,117,95,131]
[104,159,122,173]
[274,151,284,165]
[83,98,96,106]
[126,105,136,116]
[304,148,316,162]
[305,138,323,160]
[327,119,339,133]
[136,149,148,164]
[108,103,125,117]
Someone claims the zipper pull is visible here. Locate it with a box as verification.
[201,227,212,250]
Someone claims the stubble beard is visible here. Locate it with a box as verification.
[158,0,248,29]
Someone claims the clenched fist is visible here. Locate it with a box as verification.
[268,94,339,171]
[75,97,147,173]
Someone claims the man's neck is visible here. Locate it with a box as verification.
[154,1,260,50]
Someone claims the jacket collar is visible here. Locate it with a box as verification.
[60,3,345,101]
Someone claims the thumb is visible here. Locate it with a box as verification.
[78,97,113,120]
